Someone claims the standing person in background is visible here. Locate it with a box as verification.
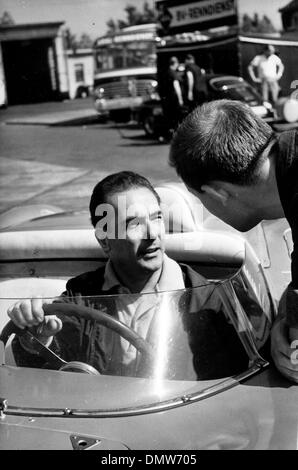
[161,56,184,140]
[248,44,284,105]
[184,54,206,110]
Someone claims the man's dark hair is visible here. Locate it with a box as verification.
[185,54,195,62]
[263,44,275,54]
[169,56,179,67]
[169,99,274,192]
[89,171,160,227]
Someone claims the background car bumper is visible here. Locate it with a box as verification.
[94,97,144,114]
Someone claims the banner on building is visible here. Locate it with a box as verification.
[156,0,238,36]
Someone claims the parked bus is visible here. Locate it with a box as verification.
[93,23,158,122]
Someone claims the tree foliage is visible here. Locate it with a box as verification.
[106,1,156,33]
[79,33,93,48]
[241,12,277,34]
[0,11,15,26]
[64,28,93,52]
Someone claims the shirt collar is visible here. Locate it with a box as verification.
[102,255,185,294]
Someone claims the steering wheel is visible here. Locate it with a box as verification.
[0,302,154,374]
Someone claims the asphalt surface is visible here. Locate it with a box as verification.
[0,98,178,215]
[2,97,298,218]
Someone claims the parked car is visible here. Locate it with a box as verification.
[93,66,157,123]
[0,183,296,450]
[139,74,277,138]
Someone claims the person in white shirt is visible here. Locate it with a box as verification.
[248,44,284,104]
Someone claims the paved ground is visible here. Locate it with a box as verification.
[3,98,297,218]
[4,109,98,126]
[0,99,177,215]
[0,98,96,123]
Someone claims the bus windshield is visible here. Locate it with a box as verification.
[94,23,157,72]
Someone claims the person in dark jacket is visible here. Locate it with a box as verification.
[183,54,206,110]
[161,56,185,139]
[169,99,298,383]
[8,171,247,379]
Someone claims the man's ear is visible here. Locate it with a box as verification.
[201,184,229,206]
[95,233,110,255]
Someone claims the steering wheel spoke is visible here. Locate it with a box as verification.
[0,301,154,374]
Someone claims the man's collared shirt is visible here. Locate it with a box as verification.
[101,255,185,375]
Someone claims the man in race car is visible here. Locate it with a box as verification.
[8,171,248,378]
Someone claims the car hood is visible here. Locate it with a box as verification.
[0,365,298,450]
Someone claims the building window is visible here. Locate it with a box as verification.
[75,63,85,82]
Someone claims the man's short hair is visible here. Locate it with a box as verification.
[263,44,275,54]
[169,99,274,192]
[89,171,160,227]
[169,56,179,67]
[185,54,195,62]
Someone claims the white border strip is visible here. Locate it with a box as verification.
[158,36,237,53]
[239,35,298,47]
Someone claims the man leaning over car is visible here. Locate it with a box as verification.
[169,99,298,383]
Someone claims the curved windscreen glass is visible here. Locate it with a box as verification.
[0,271,272,414]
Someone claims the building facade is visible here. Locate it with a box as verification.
[280,0,298,33]
[0,22,69,106]
[66,48,94,100]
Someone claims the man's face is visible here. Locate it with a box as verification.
[264,46,275,57]
[188,185,261,232]
[98,187,165,276]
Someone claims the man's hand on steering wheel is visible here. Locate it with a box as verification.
[4,299,154,372]
[7,298,62,346]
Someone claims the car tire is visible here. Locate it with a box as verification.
[97,115,108,124]
[110,110,130,123]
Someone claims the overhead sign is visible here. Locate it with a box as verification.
[114,31,155,43]
[156,0,238,35]
[95,31,155,48]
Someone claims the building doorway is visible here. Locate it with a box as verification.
[2,38,56,105]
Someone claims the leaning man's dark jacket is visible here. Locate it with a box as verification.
[275,130,298,327]
[13,263,248,379]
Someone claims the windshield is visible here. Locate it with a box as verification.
[224,84,261,104]
[94,34,156,72]
[0,271,272,415]
[210,79,261,105]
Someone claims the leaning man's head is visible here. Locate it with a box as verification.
[89,171,165,276]
[169,99,274,230]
